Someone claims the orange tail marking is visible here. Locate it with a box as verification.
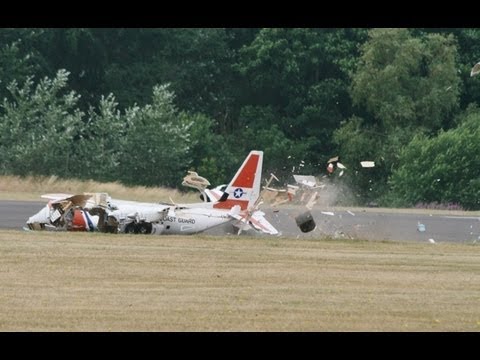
[231,154,260,188]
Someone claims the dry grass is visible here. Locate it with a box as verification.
[0,175,198,203]
[0,229,479,332]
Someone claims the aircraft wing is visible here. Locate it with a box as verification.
[106,198,172,223]
[230,210,279,235]
[41,193,74,201]
[41,193,108,209]
[54,194,93,207]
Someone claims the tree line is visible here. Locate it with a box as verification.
[1,28,480,209]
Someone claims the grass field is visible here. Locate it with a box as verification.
[0,175,198,202]
[1,229,479,332]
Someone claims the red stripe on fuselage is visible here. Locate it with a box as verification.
[71,209,88,231]
[213,199,249,210]
[231,154,259,188]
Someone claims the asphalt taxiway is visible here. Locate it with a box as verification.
[2,200,479,244]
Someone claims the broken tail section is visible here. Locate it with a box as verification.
[213,150,263,211]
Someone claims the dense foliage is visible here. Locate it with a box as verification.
[1,28,479,208]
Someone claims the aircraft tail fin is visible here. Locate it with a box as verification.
[213,150,263,211]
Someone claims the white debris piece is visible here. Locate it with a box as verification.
[293,175,317,188]
[321,211,335,216]
[337,162,346,169]
[428,238,436,244]
[182,171,211,191]
[471,62,480,77]
[347,210,355,216]
[361,161,375,168]
[305,191,318,210]
[339,170,344,177]
[417,222,426,232]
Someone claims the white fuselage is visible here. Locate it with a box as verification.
[158,207,233,234]
[107,199,235,235]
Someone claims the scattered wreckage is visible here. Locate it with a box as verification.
[26,151,380,237]
[262,155,376,234]
[26,151,279,236]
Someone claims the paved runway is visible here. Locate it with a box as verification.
[2,200,480,244]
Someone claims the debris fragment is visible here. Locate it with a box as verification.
[295,210,316,233]
[360,161,375,168]
[347,210,355,216]
[321,211,335,216]
[428,238,436,244]
[328,156,339,163]
[417,222,426,232]
[327,163,334,173]
[182,171,211,191]
[305,191,318,210]
[337,162,346,169]
[471,62,480,77]
[293,175,317,188]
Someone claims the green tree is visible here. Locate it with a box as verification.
[71,93,127,182]
[116,84,193,188]
[351,28,460,131]
[235,28,367,166]
[177,111,234,186]
[0,69,83,176]
[388,107,480,210]
[0,40,37,105]
[335,28,461,205]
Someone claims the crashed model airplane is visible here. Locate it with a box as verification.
[26,150,278,236]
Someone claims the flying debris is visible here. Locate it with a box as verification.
[295,210,316,233]
[321,211,335,216]
[305,191,318,210]
[417,222,426,232]
[326,156,346,175]
[360,161,375,168]
[293,175,317,188]
[471,62,480,77]
[181,171,211,192]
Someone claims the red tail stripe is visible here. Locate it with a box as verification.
[231,154,259,188]
[213,199,249,211]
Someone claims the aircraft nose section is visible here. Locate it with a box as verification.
[26,205,51,229]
